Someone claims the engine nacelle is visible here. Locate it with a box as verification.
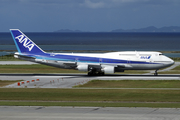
[102,66,115,74]
[77,64,88,72]
[14,52,19,58]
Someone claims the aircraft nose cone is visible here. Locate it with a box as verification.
[163,56,175,67]
[168,58,175,66]
[171,60,175,65]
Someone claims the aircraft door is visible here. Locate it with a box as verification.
[149,58,153,63]
[127,58,131,64]
[75,58,78,63]
[99,58,102,64]
[149,55,154,63]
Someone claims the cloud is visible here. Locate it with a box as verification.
[82,0,105,9]
[1,0,180,9]
[77,0,180,9]
[1,0,180,32]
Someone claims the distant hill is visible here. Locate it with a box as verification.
[54,29,82,32]
[55,26,180,32]
[111,26,180,32]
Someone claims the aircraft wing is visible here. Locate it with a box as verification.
[117,64,132,68]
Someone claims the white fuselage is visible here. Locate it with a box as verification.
[47,51,174,71]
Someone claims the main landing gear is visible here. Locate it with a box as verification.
[88,69,104,76]
[154,69,158,76]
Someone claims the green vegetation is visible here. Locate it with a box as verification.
[160,64,180,74]
[1,101,180,108]
[173,65,180,70]
[171,57,180,61]
[0,80,23,87]
[0,64,149,74]
[0,88,180,102]
[0,54,22,61]
[75,80,180,88]
[0,64,85,73]
[0,88,180,107]
[1,80,180,107]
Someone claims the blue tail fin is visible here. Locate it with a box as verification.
[10,29,45,54]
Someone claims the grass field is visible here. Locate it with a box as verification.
[0,88,180,102]
[1,63,179,74]
[75,80,180,88]
[0,54,22,61]
[1,101,180,108]
[0,80,23,87]
[0,88,180,107]
[0,64,85,73]
[160,65,180,74]
[1,80,180,107]
[1,64,180,74]
[0,64,149,74]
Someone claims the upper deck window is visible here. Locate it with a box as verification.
[139,54,151,56]
[119,54,136,56]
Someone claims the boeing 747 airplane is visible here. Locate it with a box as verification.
[10,29,174,76]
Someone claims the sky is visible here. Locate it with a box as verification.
[0,0,180,32]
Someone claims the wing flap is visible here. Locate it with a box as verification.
[63,62,77,66]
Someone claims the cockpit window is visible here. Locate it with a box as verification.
[159,54,164,56]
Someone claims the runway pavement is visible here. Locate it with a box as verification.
[1,61,180,88]
[1,73,180,88]
[1,106,180,120]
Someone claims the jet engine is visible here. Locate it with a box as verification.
[101,66,115,74]
[77,64,88,72]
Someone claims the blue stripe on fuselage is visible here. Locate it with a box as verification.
[26,53,159,65]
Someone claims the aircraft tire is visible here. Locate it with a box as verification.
[154,73,158,76]
[88,72,92,76]
[98,72,104,76]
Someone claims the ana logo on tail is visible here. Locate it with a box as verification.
[15,35,34,51]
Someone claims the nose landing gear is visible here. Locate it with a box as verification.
[154,69,158,76]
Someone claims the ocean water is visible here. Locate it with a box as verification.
[0,32,180,57]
